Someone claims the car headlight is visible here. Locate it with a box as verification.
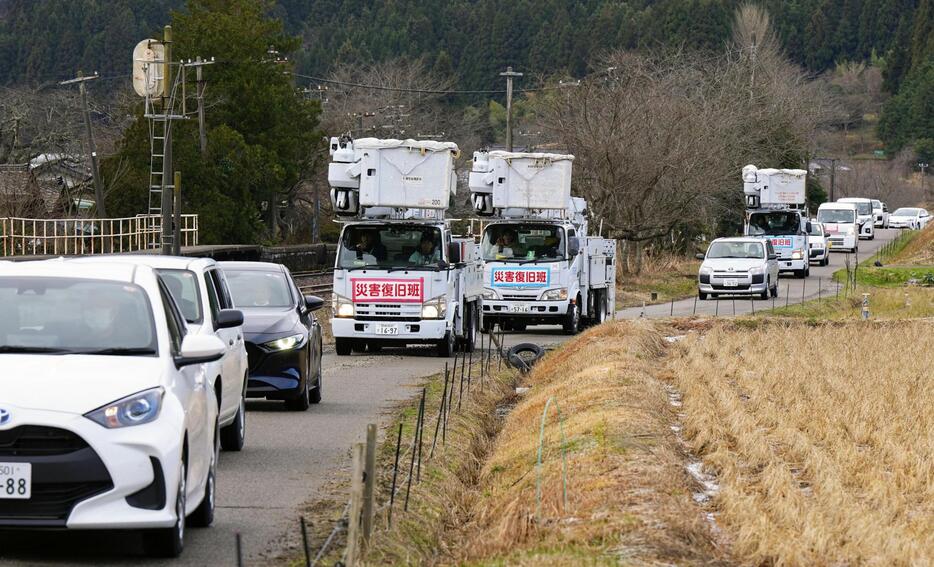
[332,294,354,318]
[699,266,713,275]
[748,266,764,275]
[86,387,164,429]
[541,288,568,301]
[421,296,447,319]
[262,333,305,351]
[791,249,803,260]
[482,288,498,300]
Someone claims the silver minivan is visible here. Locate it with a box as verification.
[697,237,780,300]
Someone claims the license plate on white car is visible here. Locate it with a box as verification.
[724,279,738,288]
[374,323,399,336]
[509,305,531,313]
[0,463,31,499]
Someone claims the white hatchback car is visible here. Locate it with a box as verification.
[0,261,229,557]
[889,207,931,230]
[71,255,249,451]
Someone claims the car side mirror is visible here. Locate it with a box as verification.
[768,253,778,260]
[568,237,581,257]
[304,295,325,312]
[824,231,831,237]
[176,334,226,367]
[216,309,244,329]
[695,253,705,260]
[447,242,462,264]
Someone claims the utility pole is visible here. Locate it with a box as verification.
[500,67,523,151]
[60,71,106,217]
[186,56,217,156]
[920,162,929,200]
[815,157,838,201]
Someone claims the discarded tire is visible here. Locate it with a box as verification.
[507,343,546,373]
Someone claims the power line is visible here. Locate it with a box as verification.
[288,72,564,95]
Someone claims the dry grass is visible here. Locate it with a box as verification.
[768,287,934,320]
[667,322,934,566]
[452,322,727,565]
[892,224,934,266]
[618,253,701,308]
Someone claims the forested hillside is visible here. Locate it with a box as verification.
[2,0,931,155]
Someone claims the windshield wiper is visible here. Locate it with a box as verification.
[0,345,70,354]
[343,265,375,272]
[76,347,157,356]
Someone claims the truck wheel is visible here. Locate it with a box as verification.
[437,331,455,357]
[335,338,352,356]
[698,290,708,301]
[512,322,527,332]
[459,304,477,353]
[351,341,366,353]
[794,269,806,278]
[367,342,382,353]
[563,301,580,335]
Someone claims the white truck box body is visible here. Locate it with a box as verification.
[742,165,807,207]
[470,151,574,211]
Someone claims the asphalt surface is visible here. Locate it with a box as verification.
[0,229,896,565]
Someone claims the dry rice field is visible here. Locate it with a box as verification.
[668,321,934,566]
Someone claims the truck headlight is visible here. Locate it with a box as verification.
[86,387,164,429]
[332,294,354,318]
[791,249,803,260]
[421,296,447,319]
[262,333,305,352]
[542,288,568,301]
[482,288,498,300]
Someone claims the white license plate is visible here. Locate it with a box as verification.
[509,305,531,313]
[0,463,31,499]
[724,279,738,288]
[374,323,399,336]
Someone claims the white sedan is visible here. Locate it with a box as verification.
[0,261,228,557]
[889,207,931,230]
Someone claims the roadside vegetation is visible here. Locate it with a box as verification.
[617,253,700,308]
[667,322,934,565]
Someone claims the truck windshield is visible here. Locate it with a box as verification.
[481,224,565,262]
[706,241,764,259]
[817,209,855,223]
[338,224,444,269]
[747,211,801,236]
[845,202,872,215]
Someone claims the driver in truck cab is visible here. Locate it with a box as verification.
[408,234,441,265]
[493,229,525,259]
[352,230,387,262]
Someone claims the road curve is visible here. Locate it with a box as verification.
[0,230,897,565]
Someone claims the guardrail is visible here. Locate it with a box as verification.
[0,214,198,257]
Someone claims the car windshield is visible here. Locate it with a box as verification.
[808,223,824,236]
[892,208,918,216]
[0,277,157,354]
[850,202,872,215]
[157,269,202,323]
[747,211,800,236]
[481,223,565,262]
[224,270,294,309]
[817,209,855,223]
[707,241,764,259]
[338,224,444,269]
[871,200,882,209]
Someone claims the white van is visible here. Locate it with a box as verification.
[837,198,875,240]
[816,202,859,253]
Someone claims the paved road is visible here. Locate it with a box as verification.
[0,231,895,565]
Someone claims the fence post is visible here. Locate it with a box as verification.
[362,424,377,545]
[388,422,403,526]
[344,443,365,567]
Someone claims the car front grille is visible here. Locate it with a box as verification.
[0,426,113,525]
[0,426,88,457]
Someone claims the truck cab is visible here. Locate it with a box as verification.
[837,197,875,240]
[816,202,859,253]
[741,165,811,278]
[470,151,616,334]
[327,137,483,357]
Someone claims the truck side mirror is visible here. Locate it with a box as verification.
[447,242,462,264]
[805,221,812,233]
[568,237,581,257]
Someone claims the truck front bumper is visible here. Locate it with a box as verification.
[482,299,569,321]
[332,317,450,341]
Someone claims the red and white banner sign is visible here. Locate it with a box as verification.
[824,223,839,233]
[351,278,424,303]
[490,268,550,287]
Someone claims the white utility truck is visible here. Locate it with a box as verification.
[468,150,616,334]
[327,137,483,357]
[741,164,812,278]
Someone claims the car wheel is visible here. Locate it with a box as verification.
[335,337,352,356]
[220,389,246,452]
[309,349,322,405]
[285,357,311,411]
[190,426,217,527]
[760,282,769,300]
[144,459,186,557]
[770,284,778,298]
[563,300,580,335]
[698,290,708,301]
[437,330,455,357]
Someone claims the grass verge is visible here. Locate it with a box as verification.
[617,254,700,308]
[764,286,934,319]
[666,321,934,565]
